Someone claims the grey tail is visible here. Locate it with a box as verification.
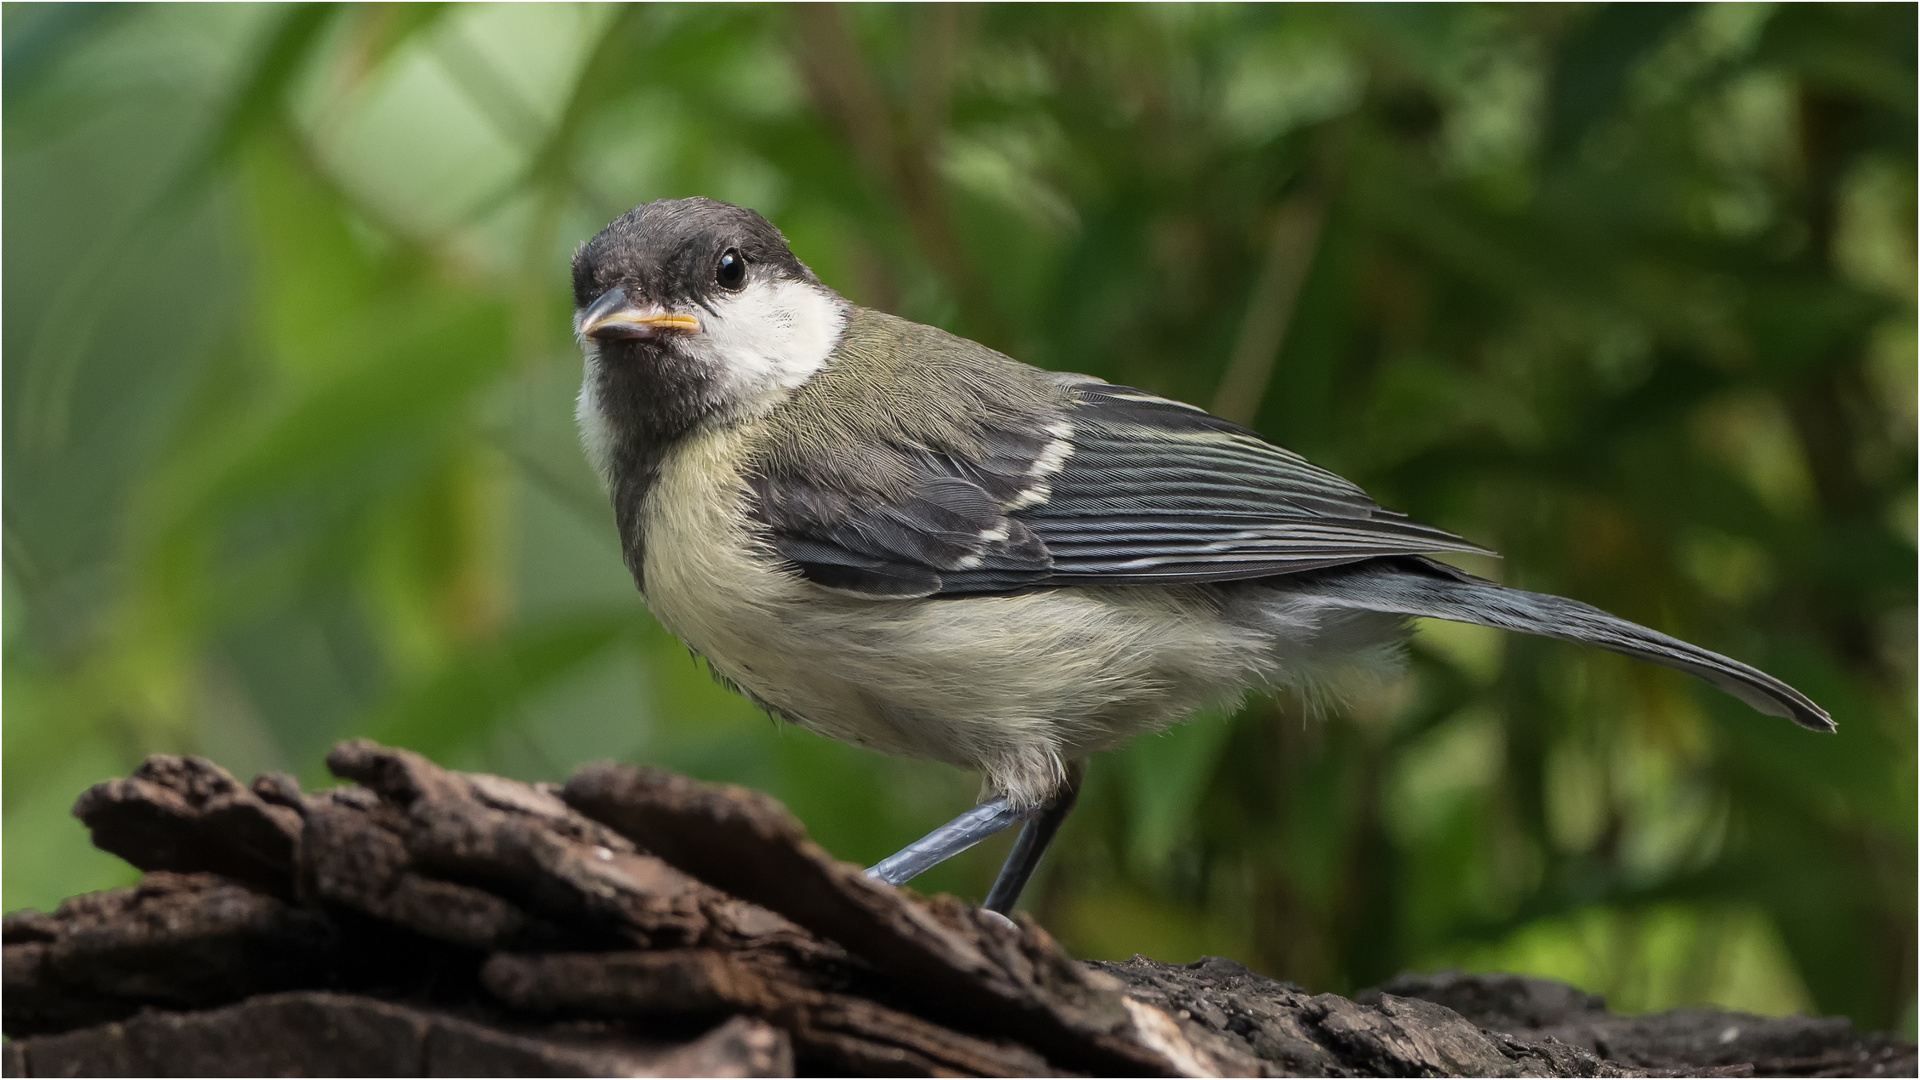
[1294,558,1834,733]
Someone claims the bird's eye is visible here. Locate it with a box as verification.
[715,248,746,291]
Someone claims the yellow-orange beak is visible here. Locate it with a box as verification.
[577,287,701,342]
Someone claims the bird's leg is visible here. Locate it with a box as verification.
[865,797,1036,887]
[983,765,1082,914]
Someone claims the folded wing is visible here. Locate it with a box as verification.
[746,377,1486,599]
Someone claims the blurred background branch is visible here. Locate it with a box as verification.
[1211,131,1339,424]
[3,1,1913,1036]
[792,3,1010,344]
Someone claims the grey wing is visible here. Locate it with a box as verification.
[746,379,1488,599]
[745,428,1057,599]
[1028,382,1491,584]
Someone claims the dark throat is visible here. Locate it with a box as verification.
[592,343,721,593]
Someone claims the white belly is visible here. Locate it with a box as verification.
[638,427,1288,806]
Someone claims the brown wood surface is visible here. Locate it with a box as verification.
[4,742,1910,1077]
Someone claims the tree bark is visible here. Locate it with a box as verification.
[4,742,1910,1077]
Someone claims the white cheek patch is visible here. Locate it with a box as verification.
[692,278,847,417]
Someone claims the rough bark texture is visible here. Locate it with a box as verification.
[4,742,1911,1077]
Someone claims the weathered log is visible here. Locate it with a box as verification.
[4,992,789,1078]
[3,741,1909,1077]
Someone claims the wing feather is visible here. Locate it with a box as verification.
[745,376,1491,598]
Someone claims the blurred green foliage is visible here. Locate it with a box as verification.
[4,1,1913,1032]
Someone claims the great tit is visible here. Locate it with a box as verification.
[571,197,1832,914]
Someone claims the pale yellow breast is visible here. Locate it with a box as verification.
[636,424,997,763]
[640,427,784,655]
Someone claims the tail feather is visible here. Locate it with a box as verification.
[1294,558,1833,732]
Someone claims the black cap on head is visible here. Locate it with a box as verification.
[572,198,817,312]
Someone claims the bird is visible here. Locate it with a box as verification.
[569,196,1833,915]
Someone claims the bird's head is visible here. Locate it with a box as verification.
[572,198,846,448]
